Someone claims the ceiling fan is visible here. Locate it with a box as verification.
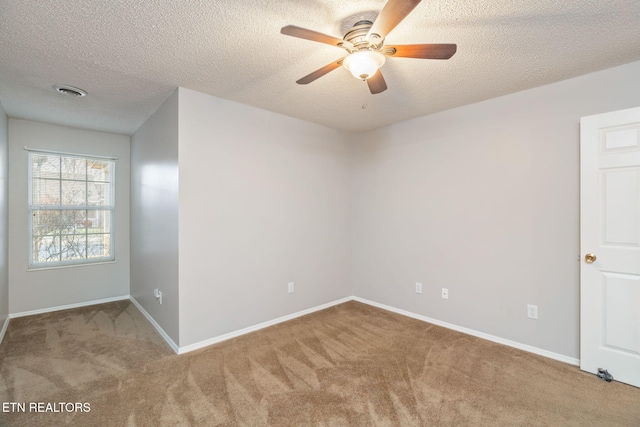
[281,0,457,94]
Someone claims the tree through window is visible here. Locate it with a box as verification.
[29,151,115,268]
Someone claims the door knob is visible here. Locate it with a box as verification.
[585,253,597,264]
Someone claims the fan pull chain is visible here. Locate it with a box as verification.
[361,79,368,109]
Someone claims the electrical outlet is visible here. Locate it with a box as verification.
[527,304,538,319]
[288,282,294,294]
[416,282,423,294]
[442,288,448,299]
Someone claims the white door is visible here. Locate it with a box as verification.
[580,106,640,388]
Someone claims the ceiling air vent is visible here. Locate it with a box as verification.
[53,85,87,97]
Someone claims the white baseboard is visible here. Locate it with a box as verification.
[178,296,353,354]
[0,315,9,345]
[353,297,580,366]
[128,296,180,354]
[6,292,578,367]
[10,295,130,318]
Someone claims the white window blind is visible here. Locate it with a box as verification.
[28,151,115,268]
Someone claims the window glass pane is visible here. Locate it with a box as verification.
[32,155,60,179]
[60,210,88,234]
[32,210,61,237]
[61,180,86,205]
[88,234,111,258]
[87,210,111,234]
[87,182,110,206]
[60,233,87,260]
[32,178,60,205]
[33,235,60,264]
[87,160,111,182]
[61,157,86,180]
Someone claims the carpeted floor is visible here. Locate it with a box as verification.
[0,300,639,426]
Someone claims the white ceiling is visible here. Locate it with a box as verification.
[1,0,639,135]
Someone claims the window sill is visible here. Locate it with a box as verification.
[27,260,117,272]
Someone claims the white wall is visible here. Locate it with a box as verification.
[8,119,130,314]
[130,89,180,343]
[6,60,638,360]
[0,103,8,330]
[350,60,640,359]
[177,88,352,347]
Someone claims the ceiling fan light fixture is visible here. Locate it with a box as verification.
[343,51,386,80]
[281,0,457,94]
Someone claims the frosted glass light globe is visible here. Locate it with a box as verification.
[343,51,386,80]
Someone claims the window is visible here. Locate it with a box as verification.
[29,151,115,268]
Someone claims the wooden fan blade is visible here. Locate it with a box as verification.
[281,25,345,48]
[296,58,345,85]
[367,0,421,40]
[367,71,388,94]
[386,44,457,59]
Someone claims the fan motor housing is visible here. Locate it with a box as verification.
[343,20,383,51]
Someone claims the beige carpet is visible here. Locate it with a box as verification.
[0,300,639,426]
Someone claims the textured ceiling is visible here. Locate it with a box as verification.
[0,0,639,135]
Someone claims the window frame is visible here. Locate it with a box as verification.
[27,150,116,269]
